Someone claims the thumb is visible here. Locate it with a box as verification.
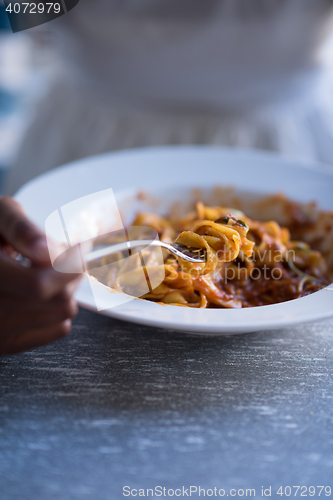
[0,197,51,266]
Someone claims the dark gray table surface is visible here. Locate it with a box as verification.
[1,308,333,500]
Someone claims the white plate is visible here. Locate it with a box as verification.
[15,146,333,335]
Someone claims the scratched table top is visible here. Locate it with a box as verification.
[1,308,333,500]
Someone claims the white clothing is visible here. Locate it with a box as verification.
[6,0,333,194]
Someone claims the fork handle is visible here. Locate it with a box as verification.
[84,239,167,263]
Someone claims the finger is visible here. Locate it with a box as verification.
[0,319,72,356]
[0,275,82,315]
[0,197,51,266]
[0,290,69,314]
[0,252,82,300]
[2,298,78,334]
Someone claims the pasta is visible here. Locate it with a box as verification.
[89,199,332,309]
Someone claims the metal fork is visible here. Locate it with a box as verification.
[84,239,206,264]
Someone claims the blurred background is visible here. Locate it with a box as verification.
[0,3,54,193]
[2,1,333,196]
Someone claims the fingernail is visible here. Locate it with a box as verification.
[70,298,79,317]
[63,319,72,333]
